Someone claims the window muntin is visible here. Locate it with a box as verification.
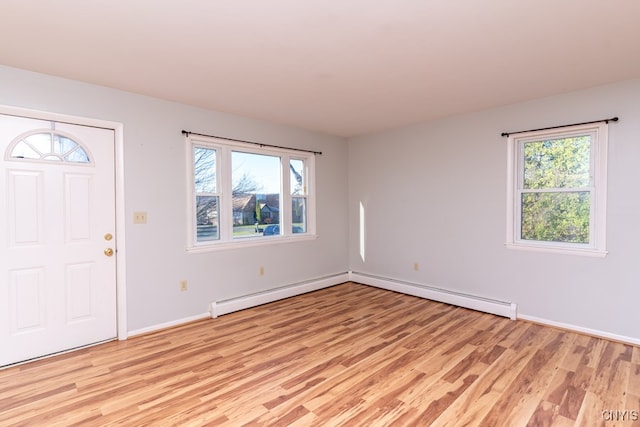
[507,123,607,256]
[188,135,315,250]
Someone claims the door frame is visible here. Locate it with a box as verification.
[0,104,128,340]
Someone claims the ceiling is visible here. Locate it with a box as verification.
[2,1,640,137]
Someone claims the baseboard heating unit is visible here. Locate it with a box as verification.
[210,273,349,318]
[349,271,517,320]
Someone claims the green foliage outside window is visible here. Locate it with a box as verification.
[520,136,591,244]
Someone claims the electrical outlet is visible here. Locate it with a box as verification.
[413,262,420,271]
[133,211,147,224]
[180,280,188,291]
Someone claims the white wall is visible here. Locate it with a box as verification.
[348,79,640,341]
[0,65,349,332]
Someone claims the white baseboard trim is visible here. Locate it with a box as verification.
[211,272,350,318]
[128,312,211,338]
[349,271,517,320]
[518,313,640,346]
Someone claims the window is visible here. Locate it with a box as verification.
[506,122,608,256]
[187,135,315,250]
[8,131,91,164]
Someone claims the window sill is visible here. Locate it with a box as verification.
[187,233,318,254]
[505,242,608,258]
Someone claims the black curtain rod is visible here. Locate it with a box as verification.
[181,130,323,155]
[501,117,618,137]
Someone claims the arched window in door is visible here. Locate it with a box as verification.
[6,130,92,164]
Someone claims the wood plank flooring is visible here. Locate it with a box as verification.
[1,282,638,426]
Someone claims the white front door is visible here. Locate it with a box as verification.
[0,113,117,367]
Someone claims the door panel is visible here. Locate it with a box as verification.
[0,114,117,367]
[67,262,93,320]
[65,174,92,241]
[8,171,44,245]
[10,268,45,332]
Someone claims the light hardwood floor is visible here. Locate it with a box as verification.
[1,282,639,426]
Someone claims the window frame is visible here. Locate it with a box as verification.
[186,134,316,252]
[505,122,608,257]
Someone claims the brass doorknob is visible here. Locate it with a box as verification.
[104,248,114,257]
[105,233,113,241]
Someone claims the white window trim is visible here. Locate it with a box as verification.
[505,122,608,257]
[185,134,317,252]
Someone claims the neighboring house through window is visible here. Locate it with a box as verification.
[506,122,608,256]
